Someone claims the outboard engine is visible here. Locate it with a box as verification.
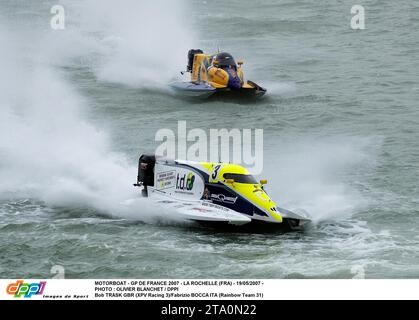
[135,154,156,197]
[187,49,203,72]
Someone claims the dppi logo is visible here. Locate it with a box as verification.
[176,172,195,191]
[6,280,46,298]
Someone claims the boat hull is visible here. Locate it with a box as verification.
[169,81,216,98]
[170,81,266,99]
[192,217,310,233]
[150,188,251,225]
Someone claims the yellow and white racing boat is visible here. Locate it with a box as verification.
[134,155,310,231]
[170,50,267,99]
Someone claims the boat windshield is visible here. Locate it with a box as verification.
[215,52,237,68]
[223,173,258,184]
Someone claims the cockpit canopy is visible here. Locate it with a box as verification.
[214,52,237,68]
[223,173,258,184]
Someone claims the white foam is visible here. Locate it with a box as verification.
[263,136,378,222]
[61,0,196,88]
[0,25,183,224]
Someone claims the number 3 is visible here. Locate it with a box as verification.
[212,165,221,180]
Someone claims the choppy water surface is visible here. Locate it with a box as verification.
[0,0,418,278]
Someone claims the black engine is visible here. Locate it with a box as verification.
[135,154,156,196]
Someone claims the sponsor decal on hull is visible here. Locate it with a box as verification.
[175,172,195,194]
[156,170,176,190]
[211,194,238,204]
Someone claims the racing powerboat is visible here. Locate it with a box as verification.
[170,49,267,99]
[134,155,310,231]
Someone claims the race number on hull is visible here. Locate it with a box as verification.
[209,164,223,183]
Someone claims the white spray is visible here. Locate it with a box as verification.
[0,0,194,223]
[263,136,376,222]
[62,0,196,88]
